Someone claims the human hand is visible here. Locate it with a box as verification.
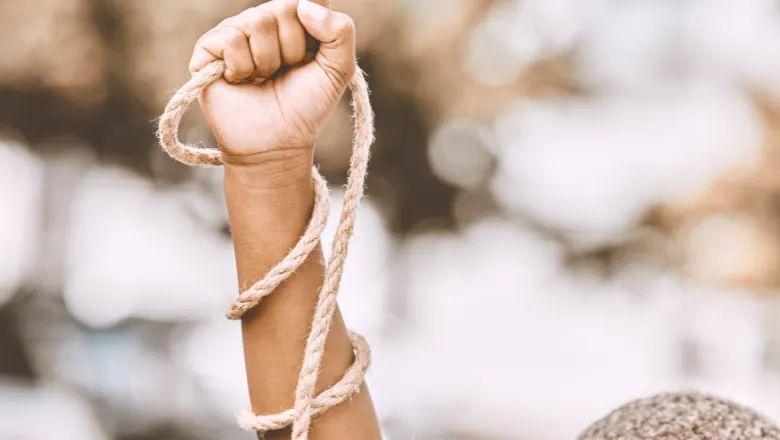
[189,0,356,167]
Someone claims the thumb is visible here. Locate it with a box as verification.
[297,0,357,87]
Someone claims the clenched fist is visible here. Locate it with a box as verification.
[190,0,356,166]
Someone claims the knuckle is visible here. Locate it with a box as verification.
[255,48,281,70]
[237,66,254,76]
[284,49,306,66]
[224,27,246,49]
[195,27,218,48]
[332,14,356,39]
[261,60,282,75]
[262,0,296,15]
[194,34,206,48]
[282,0,299,14]
[243,8,276,34]
[257,64,279,77]
[255,10,277,30]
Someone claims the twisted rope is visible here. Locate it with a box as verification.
[157,58,374,440]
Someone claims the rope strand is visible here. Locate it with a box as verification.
[157,58,374,439]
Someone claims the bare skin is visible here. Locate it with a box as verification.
[189,0,383,439]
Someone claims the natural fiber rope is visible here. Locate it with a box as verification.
[157,53,374,439]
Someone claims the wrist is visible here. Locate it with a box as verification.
[222,148,317,279]
[222,148,313,191]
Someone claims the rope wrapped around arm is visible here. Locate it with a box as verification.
[157,58,375,440]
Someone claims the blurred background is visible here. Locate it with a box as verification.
[2,0,780,438]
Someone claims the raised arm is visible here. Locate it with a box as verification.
[190,1,382,438]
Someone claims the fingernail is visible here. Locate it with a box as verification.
[299,0,329,21]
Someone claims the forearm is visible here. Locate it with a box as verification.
[223,152,382,440]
